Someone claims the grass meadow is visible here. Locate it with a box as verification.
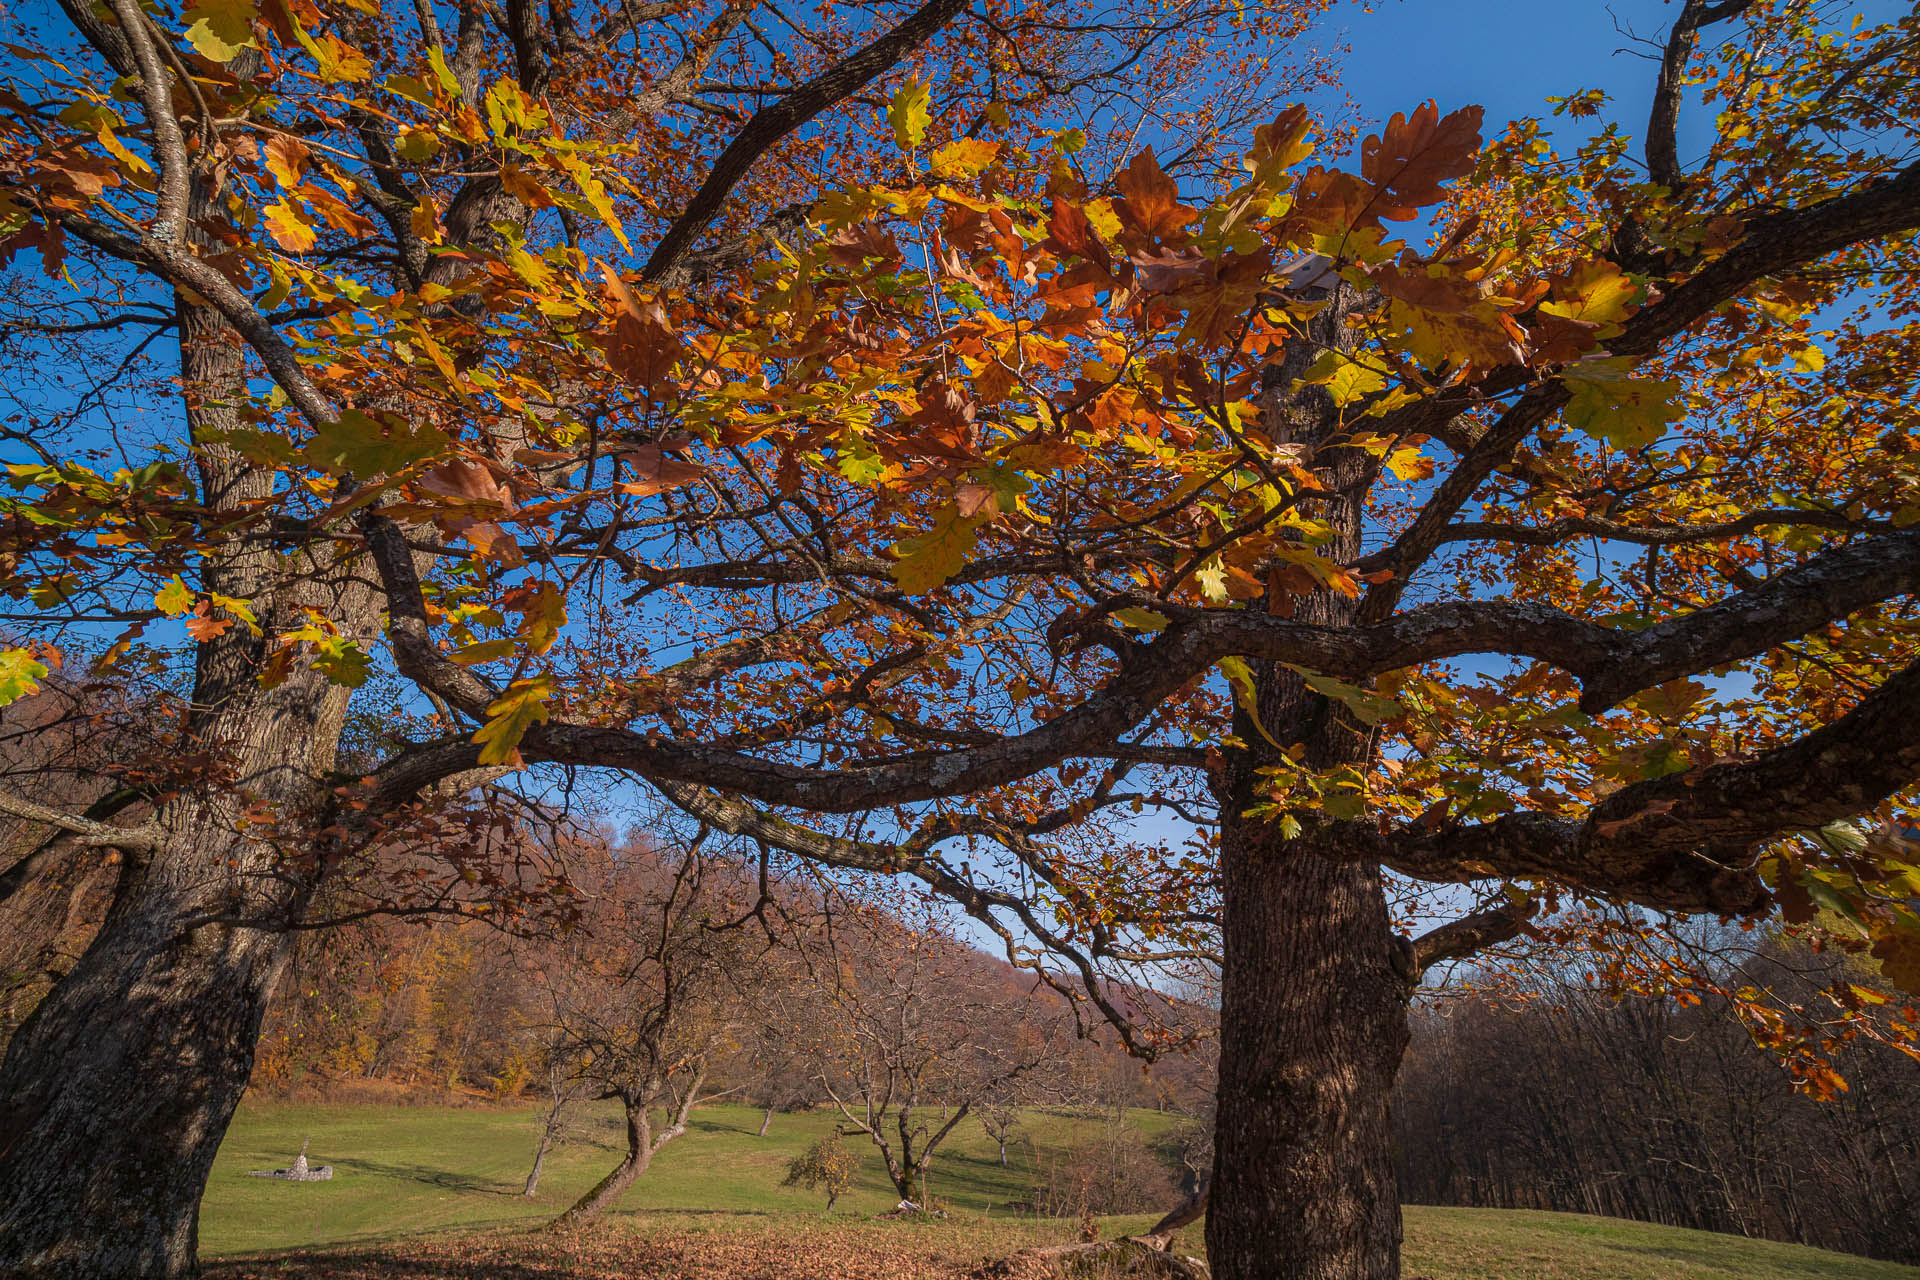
[199,1097,1920,1279]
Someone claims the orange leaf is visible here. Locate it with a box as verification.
[1359,101,1484,223]
[1114,149,1192,242]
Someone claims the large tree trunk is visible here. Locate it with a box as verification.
[0,832,302,1277]
[1205,279,1413,1280]
[1207,817,1412,1280]
[0,269,367,1275]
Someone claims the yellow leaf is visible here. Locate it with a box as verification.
[263,200,317,252]
[888,78,932,151]
[182,0,258,61]
[1113,607,1169,632]
[930,137,999,179]
[890,503,982,592]
[1218,656,1282,749]
[1299,350,1387,407]
[1540,259,1641,331]
[155,576,194,616]
[473,676,553,766]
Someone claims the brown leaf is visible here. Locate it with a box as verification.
[1360,101,1485,223]
[1113,148,1193,242]
[615,442,705,496]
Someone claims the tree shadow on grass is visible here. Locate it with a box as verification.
[333,1159,521,1196]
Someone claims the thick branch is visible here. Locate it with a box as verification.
[1350,655,1920,912]
[1408,900,1530,973]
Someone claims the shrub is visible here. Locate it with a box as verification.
[783,1133,861,1210]
[1029,1113,1179,1218]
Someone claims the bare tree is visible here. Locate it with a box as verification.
[979,1099,1023,1168]
[809,911,1060,1207]
[538,841,762,1230]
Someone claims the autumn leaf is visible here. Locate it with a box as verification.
[1217,656,1282,749]
[473,676,553,766]
[601,268,681,393]
[1244,105,1314,189]
[272,615,373,688]
[930,137,998,179]
[1359,101,1484,223]
[0,647,48,707]
[1374,264,1521,370]
[1285,664,1403,726]
[1112,607,1169,632]
[264,136,309,190]
[263,201,317,252]
[616,442,705,496]
[1298,350,1388,407]
[154,577,195,617]
[1562,357,1685,449]
[1114,148,1193,242]
[301,409,451,477]
[890,504,983,592]
[184,601,232,641]
[888,78,932,151]
[182,0,257,61]
[504,581,567,655]
[1540,258,1642,332]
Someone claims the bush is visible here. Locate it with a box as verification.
[782,1133,861,1210]
[1029,1113,1179,1218]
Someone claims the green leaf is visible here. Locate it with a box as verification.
[308,634,371,687]
[888,78,932,151]
[1286,665,1403,725]
[473,676,553,766]
[890,504,982,593]
[301,410,450,477]
[0,648,48,707]
[1562,357,1684,449]
[427,45,464,99]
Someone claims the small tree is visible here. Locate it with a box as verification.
[979,1100,1023,1168]
[783,1133,861,1211]
[807,911,1061,1207]
[539,839,764,1230]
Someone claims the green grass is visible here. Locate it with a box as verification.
[1401,1206,1920,1278]
[203,1098,1920,1279]
[205,1097,1179,1255]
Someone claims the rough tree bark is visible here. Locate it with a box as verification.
[1206,283,1411,1280]
[0,207,371,1274]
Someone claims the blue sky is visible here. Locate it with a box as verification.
[1320,0,1713,167]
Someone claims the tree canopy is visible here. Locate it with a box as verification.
[2,0,1919,1276]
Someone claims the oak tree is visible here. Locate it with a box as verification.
[4,3,1920,1280]
[0,0,1328,1272]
